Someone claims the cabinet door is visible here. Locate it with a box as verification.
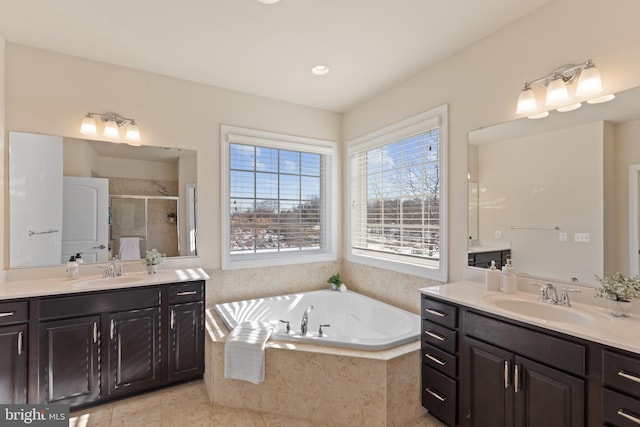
[463,337,513,427]
[168,301,204,382]
[514,356,584,427]
[107,307,161,396]
[39,316,100,406]
[0,324,27,404]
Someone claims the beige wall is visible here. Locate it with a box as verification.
[343,0,640,301]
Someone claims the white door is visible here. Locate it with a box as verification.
[62,177,109,263]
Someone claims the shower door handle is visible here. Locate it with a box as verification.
[94,244,106,249]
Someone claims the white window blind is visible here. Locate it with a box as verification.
[230,143,324,254]
[347,105,447,280]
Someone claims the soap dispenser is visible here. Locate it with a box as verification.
[75,253,84,264]
[66,256,80,279]
[501,258,517,293]
[485,261,501,291]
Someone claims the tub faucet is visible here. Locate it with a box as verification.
[301,305,314,335]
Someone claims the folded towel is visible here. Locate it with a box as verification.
[119,237,140,260]
[224,321,274,384]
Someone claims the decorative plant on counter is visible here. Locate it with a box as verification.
[595,272,640,301]
[327,272,342,290]
[144,248,165,266]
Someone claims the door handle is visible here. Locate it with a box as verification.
[110,319,115,339]
[17,331,23,355]
[170,310,175,330]
[504,360,510,389]
[93,244,106,249]
[514,364,521,393]
[93,322,98,343]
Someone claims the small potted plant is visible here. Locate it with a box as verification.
[144,248,165,274]
[595,272,640,317]
[327,272,343,291]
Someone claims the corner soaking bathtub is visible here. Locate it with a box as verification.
[214,289,420,350]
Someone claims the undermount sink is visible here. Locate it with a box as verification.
[72,276,142,288]
[483,295,607,324]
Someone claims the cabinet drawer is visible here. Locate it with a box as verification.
[464,311,585,376]
[423,343,457,378]
[422,297,457,329]
[423,320,457,354]
[604,350,640,399]
[603,388,640,427]
[422,364,457,426]
[0,301,28,325]
[168,282,204,304]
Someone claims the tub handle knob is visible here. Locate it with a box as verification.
[279,320,291,333]
[319,324,330,336]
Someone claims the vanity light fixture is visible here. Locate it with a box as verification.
[515,59,614,119]
[80,112,141,143]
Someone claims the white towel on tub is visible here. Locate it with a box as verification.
[224,321,274,384]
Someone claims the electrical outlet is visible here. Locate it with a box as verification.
[559,232,567,242]
[495,230,501,239]
[574,232,590,243]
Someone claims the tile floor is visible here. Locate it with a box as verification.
[69,380,446,427]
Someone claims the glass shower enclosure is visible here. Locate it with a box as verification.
[110,195,179,260]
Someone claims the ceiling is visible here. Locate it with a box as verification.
[0,0,550,112]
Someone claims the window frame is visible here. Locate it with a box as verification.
[345,105,448,281]
[221,125,338,270]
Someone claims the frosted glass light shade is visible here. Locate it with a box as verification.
[576,65,602,97]
[103,120,120,138]
[516,87,537,114]
[546,77,569,107]
[126,123,140,142]
[80,116,97,135]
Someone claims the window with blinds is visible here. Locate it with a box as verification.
[347,106,447,280]
[221,126,337,269]
[230,144,323,254]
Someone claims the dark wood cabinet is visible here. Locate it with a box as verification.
[168,301,204,382]
[0,300,28,404]
[602,349,640,426]
[38,315,100,406]
[106,307,161,397]
[0,324,28,404]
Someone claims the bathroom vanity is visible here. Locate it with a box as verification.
[420,281,640,427]
[0,270,206,408]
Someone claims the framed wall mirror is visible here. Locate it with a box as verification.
[468,85,640,286]
[8,131,198,268]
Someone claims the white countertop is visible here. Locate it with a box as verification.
[420,281,640,355]
[0,268,209,300]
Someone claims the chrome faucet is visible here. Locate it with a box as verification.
[300,305,314,335]
[103,257,125,278]
[533,283,558,304]
[560,288,582,307]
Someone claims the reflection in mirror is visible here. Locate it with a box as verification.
[468,86,640,286]
[8,132,197,268]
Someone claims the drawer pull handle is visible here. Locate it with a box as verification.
[176,291,197,296]
[504,360,510,389]
[110,319,115,340]
[425,330,446,342]
[93,322,98,343]
[0,311,15,318]
[425,387,446,402]
[425,308,446,317]
[425,353,446,366]
[170,310,175,330]
[619,370,640,384]
[17,331,23,355]
[618,409,640,425]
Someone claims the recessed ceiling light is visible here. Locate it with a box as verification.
[257,0,280,4]
[311,65,330,76]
